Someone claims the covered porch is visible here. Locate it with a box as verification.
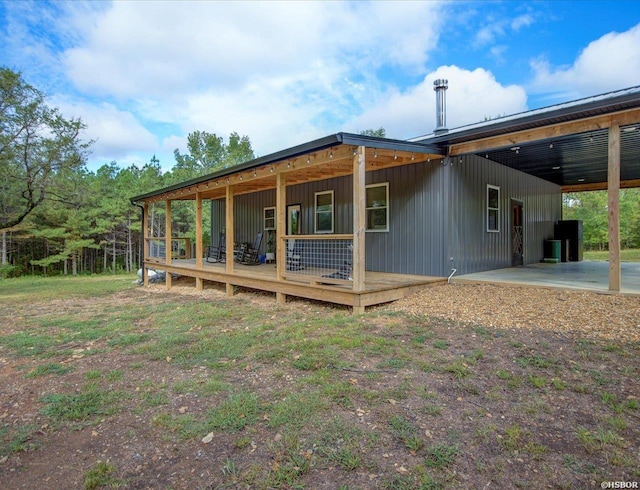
[148,257,446,311]
[132,133,445,313]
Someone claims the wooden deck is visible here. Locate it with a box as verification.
[145,258,446,313]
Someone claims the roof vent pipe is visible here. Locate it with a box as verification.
[433,79,448,134]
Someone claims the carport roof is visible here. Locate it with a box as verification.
[415,85,640,190]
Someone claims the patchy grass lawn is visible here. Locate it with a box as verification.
[0,275,638,489]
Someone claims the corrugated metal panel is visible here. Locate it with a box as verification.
[448,155,561,274]
[365,160,447,276]
[210,155,558,277]
[210,190,275,255]
[287,176,353,235]
[211,199,225,245]
[210,163,449,276]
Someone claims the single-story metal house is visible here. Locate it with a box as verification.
[131,83,640,313]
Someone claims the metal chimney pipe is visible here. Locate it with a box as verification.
[433,79,448,134]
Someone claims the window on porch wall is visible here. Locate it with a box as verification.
[264,206,276,230]
[314,190,334,234]
[366,182,389,232]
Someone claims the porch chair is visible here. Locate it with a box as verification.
[206,232,226,263]
[236,231,263,265]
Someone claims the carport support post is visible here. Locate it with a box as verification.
[165,199,172,290]
[608,122,621,292]
[195,192,204,291]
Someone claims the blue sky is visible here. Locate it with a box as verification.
[1,0,639,172]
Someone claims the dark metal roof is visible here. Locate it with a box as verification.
[130,132,439,202]
[132,87,640,202]
[415,85,640,188]
[416,85,640,144]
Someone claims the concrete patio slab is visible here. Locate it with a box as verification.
[453,261,640,295]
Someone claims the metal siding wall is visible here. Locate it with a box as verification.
[449,155,561,274]
[208,162,450,277]
[234,190,275,254]
[365,160,447,276]
[287,176,353,235]
[210,199,225,246]
[209,191,275,255]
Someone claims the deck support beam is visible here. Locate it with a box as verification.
[276,172,287,305]
[195,192,204,291]
[352,145,366,312]
[165,199,172,290]
[225,185,234,296]
[143,202,149,287]
[608,123,621,292]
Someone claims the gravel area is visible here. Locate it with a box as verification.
[385,283,640,343]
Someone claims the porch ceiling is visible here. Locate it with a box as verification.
[463,120,640,191]
[140,144,443,204]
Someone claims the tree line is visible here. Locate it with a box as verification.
[1,67,253,277]
[1,67,638,278]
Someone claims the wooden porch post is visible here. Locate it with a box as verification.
[352,145,366,313]
[608,122,621,292]
[165,199,172,290]
[143,202,149,287]
[195,191,204,291]
[225,184,234,297]
[276,172,286,305]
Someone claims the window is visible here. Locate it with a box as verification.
[314,190,334,233]
[366,183,389,231]
[487,185,500,232]
[264,207,276,230]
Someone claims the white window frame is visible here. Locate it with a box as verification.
[314,190,334,234]
[487,184,500,233]
[366,182,389,232]
[264,206,276,230]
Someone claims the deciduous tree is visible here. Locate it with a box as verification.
[0,68,91,231]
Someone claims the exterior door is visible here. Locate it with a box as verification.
[287,204,301,235]
[511,200,524,266]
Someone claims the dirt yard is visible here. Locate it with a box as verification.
[1,278,639,489]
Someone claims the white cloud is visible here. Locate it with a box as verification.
[53,98,158,164]
[472,8,536,49]
[51,0,444,163]
[161,135,186,156]
[62,1,443,99]
[511,14,533,31]
[489,45,508,65]
[178,78,329,156]
[474,23,505,47]
[530,23,640,97]
[347,66,528,139]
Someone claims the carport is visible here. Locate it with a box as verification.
[426,86,640,292]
